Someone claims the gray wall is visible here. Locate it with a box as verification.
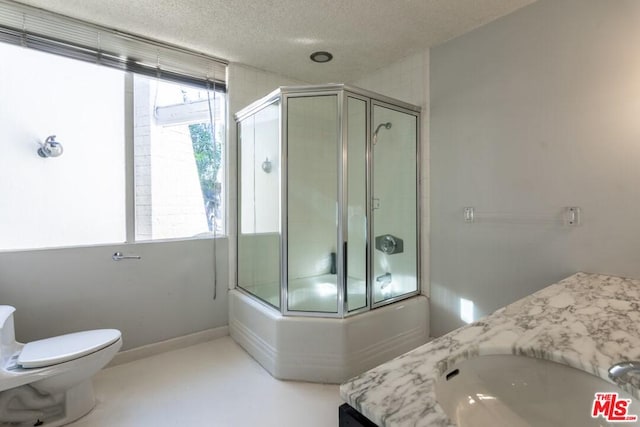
[0,239,228,350]
[430,0,640,336]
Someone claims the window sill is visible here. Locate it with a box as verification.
[0,234,228,254]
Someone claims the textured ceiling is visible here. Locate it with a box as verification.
[14,0,536,83]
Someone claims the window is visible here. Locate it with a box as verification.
[134,76,226,240]
[0,1,227,251]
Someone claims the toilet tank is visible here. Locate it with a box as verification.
[0,306,17,365]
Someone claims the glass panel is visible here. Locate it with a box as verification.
[346,97,367,312]
[237,102,281,309]
[372,105,418,304]
[287,95,339,313]
[133,75,226,240]
[0,42,125,250]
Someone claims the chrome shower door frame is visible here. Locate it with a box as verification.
[342,90,371,317]
[235,94,283,311]
[235,84,421,319]
[281,88,345,318]
[370,99,422,310]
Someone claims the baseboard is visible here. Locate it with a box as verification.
[107,326,229,367]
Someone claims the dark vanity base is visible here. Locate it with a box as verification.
[339,403,378,427]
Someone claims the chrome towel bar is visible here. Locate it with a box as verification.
[112,252,141,261]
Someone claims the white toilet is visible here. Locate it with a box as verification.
[0,305,122,426]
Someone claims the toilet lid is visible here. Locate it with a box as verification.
[18,329,121,368]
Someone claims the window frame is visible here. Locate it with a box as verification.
[128,73,228,243]
[0,0,229,252]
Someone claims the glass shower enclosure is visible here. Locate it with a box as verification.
[236,84,420,317]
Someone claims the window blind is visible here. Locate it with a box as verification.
[0,0,227,89]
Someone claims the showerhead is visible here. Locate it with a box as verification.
[373,122,392,145]
[374,122,392,134]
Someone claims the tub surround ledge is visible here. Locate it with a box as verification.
[340,272,640,426]
[230,290,429,384]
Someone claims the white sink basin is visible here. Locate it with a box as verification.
[435,354,640,426]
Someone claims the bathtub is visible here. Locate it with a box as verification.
[229,284,429,383]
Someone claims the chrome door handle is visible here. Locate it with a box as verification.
[112,252,141,261]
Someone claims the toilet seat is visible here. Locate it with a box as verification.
[18,329,121,368]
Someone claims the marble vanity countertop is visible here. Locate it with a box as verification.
[340,273,640,426]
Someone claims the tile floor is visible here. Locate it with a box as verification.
[69,337,342,427]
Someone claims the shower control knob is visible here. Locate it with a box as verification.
[375,234,404,255]
[381,236,397,254]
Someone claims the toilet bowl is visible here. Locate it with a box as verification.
[0,305,122,426]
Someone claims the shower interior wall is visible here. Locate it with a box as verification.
[287,96,341,282]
